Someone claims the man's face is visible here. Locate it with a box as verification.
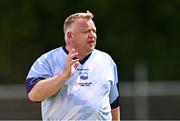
[71,18,97,56]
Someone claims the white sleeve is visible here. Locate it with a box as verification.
[109,63,120,109]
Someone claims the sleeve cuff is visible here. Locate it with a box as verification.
[110,96,120,109]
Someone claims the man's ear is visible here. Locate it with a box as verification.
[67,31,73,39]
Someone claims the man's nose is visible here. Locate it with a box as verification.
[88,31,95,38]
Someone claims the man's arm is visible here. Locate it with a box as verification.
[28,49,79,102]
[28,71,68,101]
[112,107,120,121]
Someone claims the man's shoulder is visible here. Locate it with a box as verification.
[35,47,63,63]
[93,49,111,58]
[41,47,62,58]
[46,47,62,55]
[93,49,116,65]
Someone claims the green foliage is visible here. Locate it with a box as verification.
[0,0,180,83]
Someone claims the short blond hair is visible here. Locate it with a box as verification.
[63,10,94,34]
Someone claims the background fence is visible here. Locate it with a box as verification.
[1,81,180,120]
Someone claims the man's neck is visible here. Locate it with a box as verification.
[65,46,89,61]
[63,46,92,65]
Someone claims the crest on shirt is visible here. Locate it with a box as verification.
[80,72,88,80]
[77,68,92,86]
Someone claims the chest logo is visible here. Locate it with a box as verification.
[80,72,88,80]
[77,68,92,86]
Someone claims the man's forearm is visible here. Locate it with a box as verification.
[28,71,68,102]
[111,107,120,121]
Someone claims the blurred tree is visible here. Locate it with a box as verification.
[0,0,180,83]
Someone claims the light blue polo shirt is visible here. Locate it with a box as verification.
[26,46,120,121]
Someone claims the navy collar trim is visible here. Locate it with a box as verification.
[62,46,91,65]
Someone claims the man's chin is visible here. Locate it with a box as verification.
[89,46,95,51]
[90,43,96,49]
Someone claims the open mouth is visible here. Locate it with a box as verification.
[88,40,95,44]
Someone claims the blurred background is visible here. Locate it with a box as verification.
[0,0,180,120]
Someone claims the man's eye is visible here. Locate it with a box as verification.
[83,30,89,33]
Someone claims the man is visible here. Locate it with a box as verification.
[26,11,120,121]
